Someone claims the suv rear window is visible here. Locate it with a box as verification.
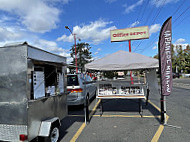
[67,75,79,86]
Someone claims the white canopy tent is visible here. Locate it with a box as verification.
[85,50,160,117]
[85,50,159,71]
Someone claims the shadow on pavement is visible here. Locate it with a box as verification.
[59,106,85,141]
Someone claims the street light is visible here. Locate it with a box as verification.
[65,26,78,73]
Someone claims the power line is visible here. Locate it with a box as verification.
[139,0,150,22]
[139,33,159,54]
[173,6,190,24]
[134,32,158,54]
[135,0,145,22]
[143,0,159,25]
[132,0,150,48]
[133,0,165,50]
[136,2,189,54]
[134,0,163,52]
[150,1,188,42]
[150,0,167,25]
[139,5,190,54]
[173,11,190,29]
[138,0,173,53]
[134,41,143,52]
[172,0,186,17]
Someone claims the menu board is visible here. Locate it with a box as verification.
[33,71,45,99]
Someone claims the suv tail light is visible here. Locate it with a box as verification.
[20,134,28,141]
[67,88,83,93]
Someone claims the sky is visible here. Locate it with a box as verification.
[0,0,189,63]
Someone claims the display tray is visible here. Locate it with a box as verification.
[97,95,146,99]
[96,80,145,99]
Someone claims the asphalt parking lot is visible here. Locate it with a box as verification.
[60,78,190,142]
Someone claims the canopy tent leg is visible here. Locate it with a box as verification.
[139,99,143,117]
[84,98,90,124]
[146,88,150,106]
[99,99,103,116]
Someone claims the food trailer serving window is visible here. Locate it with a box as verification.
[31,63,64,100]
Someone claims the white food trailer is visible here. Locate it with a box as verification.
[0,42,67,142]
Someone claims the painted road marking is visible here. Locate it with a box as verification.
[70,99,101,142]
[93,115,160,118]
[151,124,164,142]
[90,99,101,117]
[149,100,169,142]
[151,115,169,142]
[148,100,161,112]
[69,114,160,118]
[70,123,86,142]
[70,99,168,142]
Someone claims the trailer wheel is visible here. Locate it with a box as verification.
[49,126,59,142]
[43,126,59,142]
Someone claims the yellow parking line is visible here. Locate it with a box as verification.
[151,124,164,142]
[90,99,101,117]
[70,99,168,142]
[70,123,86,142]
[93,114,160,118]
[149,100,169,142]
[148,100,161,112]
[70,99,101,142]
[151,115,169,142]
[69,114,160,118]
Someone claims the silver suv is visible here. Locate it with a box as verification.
[67,74,97,106]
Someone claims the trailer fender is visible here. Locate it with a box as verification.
[38,117,61,137]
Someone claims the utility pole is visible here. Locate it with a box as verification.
[65,26,79,73]
[129,40,134,85]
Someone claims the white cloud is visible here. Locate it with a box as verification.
[0,0,64,33]
[0,23,37,47]
[152,46,157,50]
[124,0,144,14]
[0,15,14,23]
[129,21,140,27]
[94,52,98,55]
[149,24,161,36]
[93,48,102,55]
[175,38,186,45]
[105,0,118,4]
[57,19,116,44]
[62,0,72,4]
[57,34,74,43]
[34,39,72,63]
[151,0,179,7]
[151,41,158,50]
[42,0,71,4]
[0,27,23,41]
[173,38,188,51]
[97,48,101,51]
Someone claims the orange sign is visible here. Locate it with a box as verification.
[110,26,149,42]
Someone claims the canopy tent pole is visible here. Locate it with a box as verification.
[129,40,134,85]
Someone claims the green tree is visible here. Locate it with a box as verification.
[171,44,177,72]
[153,54,158,59]
[176,45,186,73]
[70,42,93,72]
[153,44,190,73]
[184,45,190,73]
